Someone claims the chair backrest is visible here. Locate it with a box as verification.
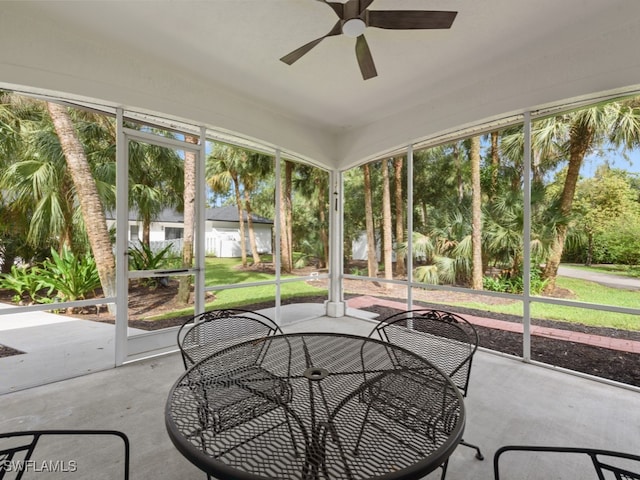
[494,445,640,480]
[0,429,130,479]
[177,308,283,369]
[368,309,478,396]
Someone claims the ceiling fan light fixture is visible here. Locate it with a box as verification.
[342,18,366,37]
[280,3,457,80]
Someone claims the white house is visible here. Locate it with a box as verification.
[106,206,273,258]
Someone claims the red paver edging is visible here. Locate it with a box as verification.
[346,296,640,354]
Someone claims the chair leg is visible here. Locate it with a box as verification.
[460,439,484,460]
[440,458,449,480]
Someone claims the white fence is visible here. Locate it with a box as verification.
[135,237,269,258]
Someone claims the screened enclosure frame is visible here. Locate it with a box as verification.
[0,87,638,392]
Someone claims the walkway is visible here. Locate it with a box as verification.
[346,295,640,354]
[0,303,146,394]
[558,264,640,291]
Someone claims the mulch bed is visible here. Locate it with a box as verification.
[360,301,640,388]
[0,345,24,358]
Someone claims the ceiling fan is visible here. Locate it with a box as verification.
[280,0,457,80]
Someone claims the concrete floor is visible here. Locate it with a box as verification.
[1,314,639,479]
[0,303,147,394]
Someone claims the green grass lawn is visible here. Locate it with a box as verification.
[156,257,638,331]
[147,257,326,320]
[204,257,326,307]
[446,276,640,331]
[205,257,276,285]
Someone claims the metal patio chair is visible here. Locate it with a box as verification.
[368,308,484,479]
[494,445,640,479]
[175,308,289,480]
[177,308,283,369]
[0,429,130,479]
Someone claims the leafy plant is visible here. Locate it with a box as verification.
[349,266,366,276]
[0,265,43,304]
[128,242,175,271]
[37,247,101,302]
[482,275,509,293]
[483,266,548,295]
[293,240,323,269]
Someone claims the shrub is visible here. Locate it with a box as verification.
[483,266,548,295]
[128,242,177,287]
[595,220,640,265]
[350,266,366,276]
[0,265,43,304]
[37,247,101,302]
[128,242,175,270]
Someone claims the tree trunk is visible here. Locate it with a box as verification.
[532,149,543,189]
[279,161,293,273]
[586,231,593,266]
[454,144,464,203]
[470,136,483,290]
[176,135,197,304]
[46,102,117,304]
[490,131,499,200]
[543,125,594,293]
[229,172,248,267]
[393,157,405,276]
[142,217,151,246]
[286,162,294,271]
[58,177,75,251]
[363,164,378,279]
[244,189,262,265]
[316,176,329,269]
[381,159,393,289]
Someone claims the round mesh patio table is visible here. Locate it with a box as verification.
[165,332,465,480]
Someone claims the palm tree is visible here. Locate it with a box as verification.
[0,93,79,252]
[207,143,271,267]
[381,158,393,288]
[397,208,473,286]
[0,93,121,302]
[470,136,483,290]
[393,156,405,276]
[46,102,117,301]
[535,101,640,292]
[490,131,500,199]
[176,135,197,305]
[207,143,249,266]
[362,163,378,278]
[292,165,330,268]
[342,168,367,263]
[127,138,183,246]
[413,145,465,231]
[0,92,35,273]
[242,152,273,266]
[280,159,294,272]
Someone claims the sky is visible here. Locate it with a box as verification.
[581,147,640,178]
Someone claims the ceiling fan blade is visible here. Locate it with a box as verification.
[315,0,344,17]
[355,35,377,80]
[367,10,457,30]
[326,1,344,17]
[359,0,375,13]
[343,0,374,18]
[280,21,343,65]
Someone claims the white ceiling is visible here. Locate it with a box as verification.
[2,0,640,169]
